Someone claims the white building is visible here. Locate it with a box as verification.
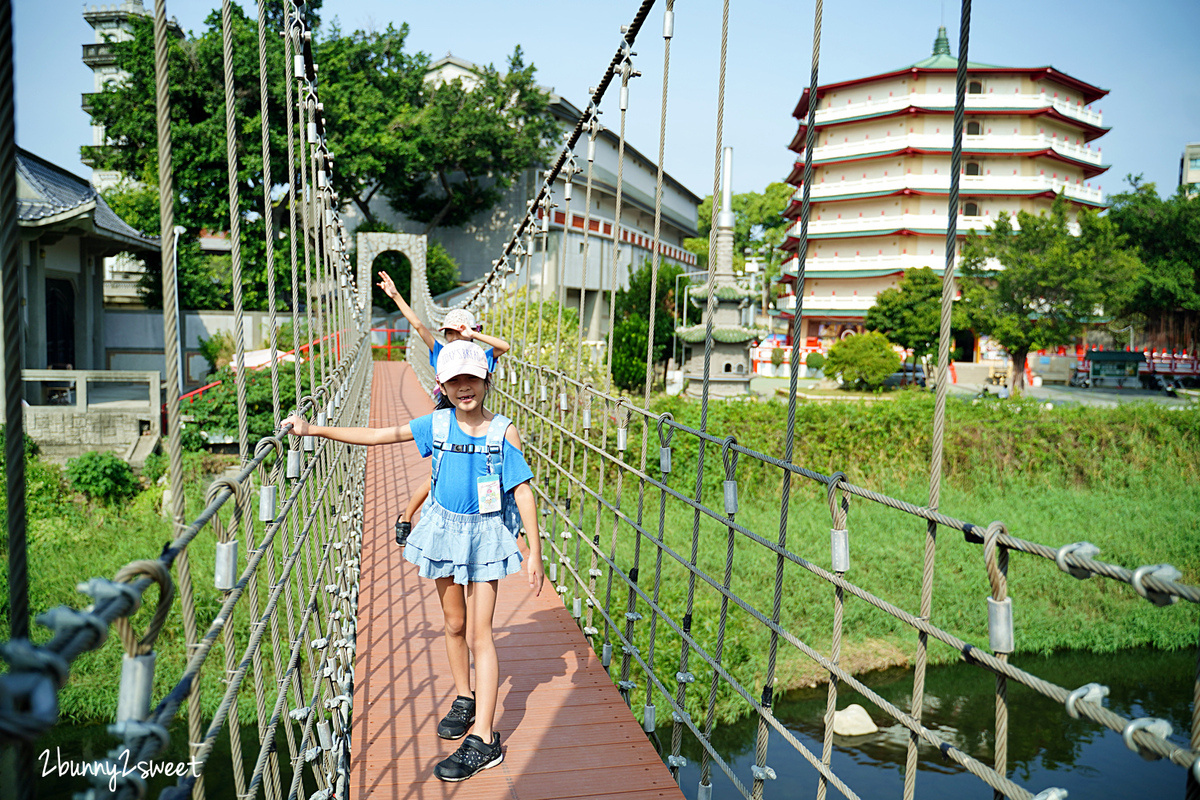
[1181,143,1200,197]
[81,2,182,307]
[343,55,701,339]
[776,27,1110,358]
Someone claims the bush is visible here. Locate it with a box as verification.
[805,351,826,371]
[142,451,166,484]
[197,329,235,373]
[823,332,900,390]
[187,362,312,449]
[66,451,139,505]
[771,347,786,368]
[611,314,651,392]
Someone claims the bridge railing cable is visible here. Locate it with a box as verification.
[0,2,372,798]
[402,1,1200,798]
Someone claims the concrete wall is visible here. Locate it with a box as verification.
[105,308,278,386]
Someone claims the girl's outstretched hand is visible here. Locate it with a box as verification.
[283,414,310,437]
[527,556,544,596]
[376,270,399,301]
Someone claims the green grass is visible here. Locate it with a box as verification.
[1,451,328,724]
[521,392,1200,725]
[4,392,1199,727]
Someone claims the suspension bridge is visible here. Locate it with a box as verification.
[1,1,1198,799]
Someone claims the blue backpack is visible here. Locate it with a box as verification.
[429,409,524,535]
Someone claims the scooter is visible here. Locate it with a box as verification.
[1068,368,1090,389]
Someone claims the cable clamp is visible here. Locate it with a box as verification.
[1131,563,1182,607]
[310,790,332,800]
[1122,717,1173,760]
[830,528,849,573]
[589,569,603,578]
[1054,541,1100,579]
[672,710,691,724]
[617,680,637,691]
[660,446,672,474]
[676,671,695,684]
[667,755,688,768]
[289,706,310,720]
[723,480,738,515]
[556,585,569,594]
[304,746,322,762]
[621,644,639,656]
[625,611,643,622]
[37,605,109,651]
[583,627,599,636]
[77,577,143,617]
[311,638,329,650]
[1031,790,1068,800]
[987,596,1014,654]
[108,720,170,752]
[1065,682,1109,719]
[751,765,777,781]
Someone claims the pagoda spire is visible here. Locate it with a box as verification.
[932,25,952,56]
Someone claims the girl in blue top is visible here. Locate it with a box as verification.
[285,340,543,783]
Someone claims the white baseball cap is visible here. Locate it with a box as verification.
[439,308,478,333]
[436,340,490,383]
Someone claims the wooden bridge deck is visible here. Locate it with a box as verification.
[350,361,684,800]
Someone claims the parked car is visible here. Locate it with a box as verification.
[884,363,927,388]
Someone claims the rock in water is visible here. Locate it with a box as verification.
[832,704,878,736]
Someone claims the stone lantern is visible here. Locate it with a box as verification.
[678,148,766,398]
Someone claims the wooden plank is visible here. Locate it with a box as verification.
[348,362,683,800]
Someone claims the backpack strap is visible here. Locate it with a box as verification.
[484,414,511,478]
[430,409,453,488]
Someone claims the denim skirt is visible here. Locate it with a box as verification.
[403,496,523,585]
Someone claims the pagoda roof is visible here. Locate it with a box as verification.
[791,27,1108,121]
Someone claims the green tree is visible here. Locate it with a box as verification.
[960,195,1144,394]
[85,6,545,306]
[610,314,650,393]
[382,47,558,234]
[1106,176,1200,351]
[864,267,966,384]
[613,259,687,387]
[316,22,428,227]
[683,181,792,287]
[823,331,900,390]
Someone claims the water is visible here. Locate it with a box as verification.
[663,648,1196,799]
[27,649,1195,799]
[27,720,322,800]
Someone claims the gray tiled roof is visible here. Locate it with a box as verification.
[17,147,159,250]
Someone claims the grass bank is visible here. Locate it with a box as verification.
[528,392,1200,725]
[0,451,303,724]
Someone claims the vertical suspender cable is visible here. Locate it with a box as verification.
[761,0,822,797]
[150,4,205,796]
[675,0,729,785]
[0,1,33,795]
[625,0,674,715]
[218,6,252,794]
[909,3,972,798]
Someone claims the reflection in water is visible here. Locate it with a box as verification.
[663,648,1195,799]
[32,721,319,800]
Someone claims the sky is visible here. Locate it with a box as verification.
[15,0,1200,202]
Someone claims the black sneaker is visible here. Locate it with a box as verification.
[434,732,502,782]
[436,695,475,740]
[395,517,410,547]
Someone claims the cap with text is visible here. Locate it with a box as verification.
[436,340,490,383]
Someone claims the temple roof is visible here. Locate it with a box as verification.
[17,147,159,252]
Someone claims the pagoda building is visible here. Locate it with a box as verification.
[776,27,1110,357]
